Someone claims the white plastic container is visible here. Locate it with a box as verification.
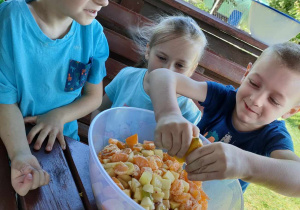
[249,0,300,45]
[89,107,244,210]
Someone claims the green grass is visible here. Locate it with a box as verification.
[244,113,300,210]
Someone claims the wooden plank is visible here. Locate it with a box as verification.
[64,137,97,210]
[120,0,145,13]
[201,50,246,85]
[0,140,18,210]
[106,58,127,79]
[104,28,140,63]
[19,137,84,210]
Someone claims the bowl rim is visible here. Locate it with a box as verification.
[251,0,300,24]
[88,107,244,209]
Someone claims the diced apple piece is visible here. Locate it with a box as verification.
[118,178,129,189]
[124,162,135,175]
[182,180,190,193]
[104,162,119,169]
[131,178,141,193]
[162,171,175,183]
[141,197,155,209]
[162,189,170,199]
[170,171,179,180]
[139,171,153,185]
[141,150,154,157]
[128,152,134,163]
[102,159,110,164]
[153,187,162,193]
[118,174,132,182]
[155,203,167,210]
[152,191,165,203]
[154,149,163,159]
[161,179,171,190]
[134,187,143,201]
[170,201,181,209]
[151,174,162,188]
[162,200,170,209]
[122,189,131,197]
[105,167,116,177]
[143,184,154,193]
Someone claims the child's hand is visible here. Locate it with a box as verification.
[11,153,50,196]
[24,111,66,151]
[185,142,245,181]
[155,113,199,158]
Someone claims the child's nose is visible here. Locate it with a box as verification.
[164,63,176,72]
[250,92,265,107]
[94,0,109,7]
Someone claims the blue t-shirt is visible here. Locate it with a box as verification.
[105,67,201,125]
[0,0,109,140]
[198,81,294,192]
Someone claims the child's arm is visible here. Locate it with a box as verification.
[185,143,300,197]
[148,68,207,157]
[0,104,49,196]
[90,94,112,120]
[98,94,113,112]
[25,81,104,151]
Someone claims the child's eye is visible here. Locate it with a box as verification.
[157,55,166,61]
[249,79,259,88]
[176,63,184,68]
[270,98,280,106]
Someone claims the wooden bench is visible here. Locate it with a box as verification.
[78,0,266,143]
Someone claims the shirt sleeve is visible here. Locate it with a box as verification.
[105,67,128,103]
[264,121,294,157]
[0,2,18,104]
[200,81,235,116]
[87,21,109,84]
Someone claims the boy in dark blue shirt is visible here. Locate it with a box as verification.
[149,42,300,196]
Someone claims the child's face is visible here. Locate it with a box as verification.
[235,53,300,129]
[145,37,201,77]
[56,0,108,25]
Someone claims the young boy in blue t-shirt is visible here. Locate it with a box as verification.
[148,42,300,196]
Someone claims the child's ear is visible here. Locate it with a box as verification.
[281,106,300,119]
[145,44,150,60]
[241,62,252,82]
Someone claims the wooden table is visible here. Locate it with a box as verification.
[0,125,98,210]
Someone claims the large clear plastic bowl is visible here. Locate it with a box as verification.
[89,107,244,210]
[249,0,300,45]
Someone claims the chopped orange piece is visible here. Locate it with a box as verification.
[143,140,156,150]
[111,177,125,190]
[133,155,150,169]
[175,137,203,163]
[111,153,129,162]
[125,134,138,148]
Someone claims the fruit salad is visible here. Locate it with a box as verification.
[98,134,209,210]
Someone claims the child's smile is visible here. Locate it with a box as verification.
[84,9,99,17]
[244,100,258,115]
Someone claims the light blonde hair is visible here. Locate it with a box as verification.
[261,42,300,72]
[131,15,207,68]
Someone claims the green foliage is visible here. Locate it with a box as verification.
[183,0,210,12]
[0,0,4,4]
[268,0,300,43]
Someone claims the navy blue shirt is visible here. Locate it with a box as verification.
[198,82,294,192]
